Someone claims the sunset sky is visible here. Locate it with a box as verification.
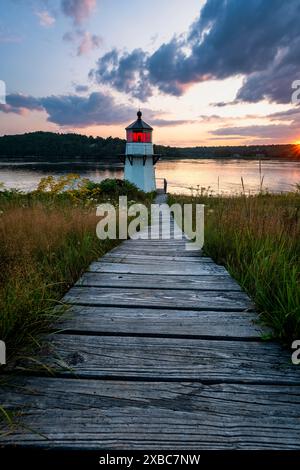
[1,0,300,146]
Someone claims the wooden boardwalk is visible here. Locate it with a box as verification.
[1,195,300,449]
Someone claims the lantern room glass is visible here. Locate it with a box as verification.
[126,130,152,143]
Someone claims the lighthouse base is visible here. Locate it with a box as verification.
[124,155,156,193]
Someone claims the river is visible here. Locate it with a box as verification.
[0,158,299,195]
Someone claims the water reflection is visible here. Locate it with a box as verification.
[0,158,299,195]
[157,159,300,194]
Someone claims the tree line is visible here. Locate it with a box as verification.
[0,131,298,160]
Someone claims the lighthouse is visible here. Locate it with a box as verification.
[124,111,159,192]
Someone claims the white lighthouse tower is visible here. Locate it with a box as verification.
[124,111,159,192]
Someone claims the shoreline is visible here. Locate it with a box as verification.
[0,155,299,162]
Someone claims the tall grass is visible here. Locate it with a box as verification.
[0,201,117,360]
[0,177,153,361]
[169,191,300,343]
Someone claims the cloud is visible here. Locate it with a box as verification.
[207,136,244,141]
[63,29,102,55]
[209,101,300,141]
[0,94,43,114]
[40,92,133,126]
[61,0,96,25]
[91,0,300,104]
[1,92,134,126]
[91,48,151,100]
[211,101,239,108]
[210,106,300,141]
[211,124,295,139]
[74,84,89,93]
[35,10,56,27]
[0,91,189,128]
[60,1,100,55]
[77,31,102,55]
[268,107,300,122]
[198,114,222,122]
[236,43,300,104]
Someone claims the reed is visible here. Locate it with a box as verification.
[169,191,300,343]
[0,177,153,361]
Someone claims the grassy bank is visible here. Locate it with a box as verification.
[0,176,153,362]
[169,191,300,343]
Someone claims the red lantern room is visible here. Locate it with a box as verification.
[125,110,153,143]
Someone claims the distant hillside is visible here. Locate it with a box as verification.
[0,132,126,161]
[154,143,299,160]
[0,131,298,160]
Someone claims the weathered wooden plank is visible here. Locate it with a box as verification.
[121,244,198,250]
[137,236,188,241]
[1,378,300,449]
[122,235,188,241]
[107,244,197,252]
[110,247,202,257]
[88,261,227,276]
[122,239,189,245]
[0,378,299,450]
[121,242,192,248]
[75,272,241,291]
[110,247,202,260]
[58,305,264,338]
[101,253,211,263]
[63,286,251,310]
[21,336,300,383]
[98,257,213,267]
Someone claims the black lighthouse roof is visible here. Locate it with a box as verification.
[125,110,153,131]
